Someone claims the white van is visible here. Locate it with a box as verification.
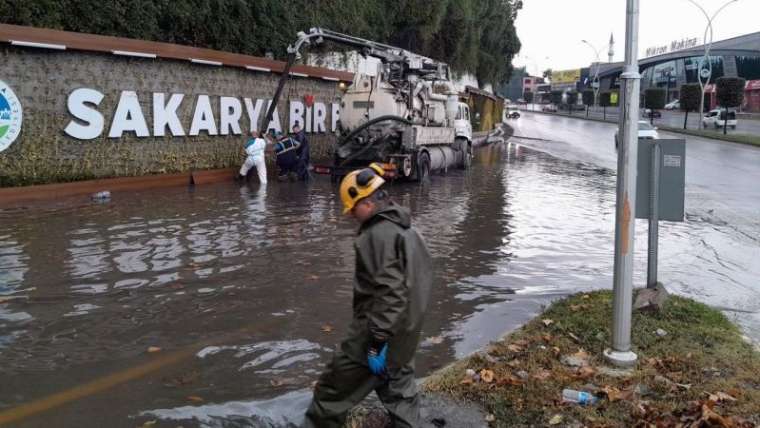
[702,109,737,129]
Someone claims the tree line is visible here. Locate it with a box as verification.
[0,0,522,87]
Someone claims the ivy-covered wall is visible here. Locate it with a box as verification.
[0,46,342,187]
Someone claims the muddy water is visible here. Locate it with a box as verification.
[1,142,758,427]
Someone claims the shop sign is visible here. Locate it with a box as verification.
[551,69,581,84]
[645,37,699,57]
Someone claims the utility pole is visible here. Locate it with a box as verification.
[604,0,640,368]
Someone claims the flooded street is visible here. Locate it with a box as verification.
[1,137,759,427]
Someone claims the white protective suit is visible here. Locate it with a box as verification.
[239,137,268,184]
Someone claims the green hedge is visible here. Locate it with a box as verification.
[0,0,522,87]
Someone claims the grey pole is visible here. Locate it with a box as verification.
[647,143,661,288]
[604,0,640,368]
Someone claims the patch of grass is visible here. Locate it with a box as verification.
[424,290,760,427]
[658,126,760,147]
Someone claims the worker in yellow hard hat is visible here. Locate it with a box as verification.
[304,163,434,428]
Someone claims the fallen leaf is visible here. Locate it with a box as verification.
[532,369,551,381]
[496,375,524,386]
[480,369,495,383]
[708,392,737,403]
[542,319,554,327]
[460,376,474,385]
[568,332,581,342]
[548,414,563,425]
[506,359,521,368]
[513,339,530,347]
[320,324,333,333]
[186,395,204,403]
[485,414,495,422]
[700,403,732,427]
[574,366,596,379]
[507,344,523,353]
[582,294,590,299]
[147,346,162,353]
[541,334,553,342]
[602,385,623,402]
[551,346,561,356]
[570,304,582,311]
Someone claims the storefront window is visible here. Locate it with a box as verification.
[736,56,760,81]
[683,56,724,83]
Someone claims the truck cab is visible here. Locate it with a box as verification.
[454,102,473,142]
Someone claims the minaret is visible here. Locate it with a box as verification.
[608,33,615,63]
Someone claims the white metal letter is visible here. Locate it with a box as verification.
[189,95,218,136]
[305,106,313,133]
[244,98,264,132]
[265,100,282,134]
[289,100,305,131]
[219,96,242,135]
[64,88,105,140]
[331,103,340,132]
[108,91,150,138]
[313,102,327,133]
[153,93,185,136]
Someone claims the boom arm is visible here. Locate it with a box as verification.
[261,28,451,133]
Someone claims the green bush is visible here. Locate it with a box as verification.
[0,0,522,87]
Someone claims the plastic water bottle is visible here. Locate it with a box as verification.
[562,389,598,405]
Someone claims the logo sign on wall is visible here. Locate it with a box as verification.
[0,80,22,153]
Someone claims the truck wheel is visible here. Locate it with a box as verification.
[461,141,473,170]
[416,151,431,182]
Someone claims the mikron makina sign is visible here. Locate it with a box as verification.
[645,37,699,58]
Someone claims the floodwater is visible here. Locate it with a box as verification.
[1,141,758,427]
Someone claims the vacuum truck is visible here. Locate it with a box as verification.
[262,28,473,181]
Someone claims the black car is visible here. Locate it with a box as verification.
[507,109,520,119]
[644,109,661,119]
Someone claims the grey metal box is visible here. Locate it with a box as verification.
[635,139,686,222]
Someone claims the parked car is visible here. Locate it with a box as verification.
[542,105,557,112]
[664,99,680,110]
[614,120,660,149]
[506,108,520,119]
[702,109,737,129]
[643,108,662,118]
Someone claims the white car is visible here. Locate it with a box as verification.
[702,109,737,129]
[664,100,680,110]
[614,120,660,149]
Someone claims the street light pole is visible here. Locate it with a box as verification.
[605,0,640,368]
[684,0,739,128]
[582,40,603,107]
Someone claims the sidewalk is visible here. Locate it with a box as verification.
[518,107,760,147]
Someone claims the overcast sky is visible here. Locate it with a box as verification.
[513,0,760,75]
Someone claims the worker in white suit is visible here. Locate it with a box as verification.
[239,130,268,184]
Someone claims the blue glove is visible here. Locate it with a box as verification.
[367,343,388,376]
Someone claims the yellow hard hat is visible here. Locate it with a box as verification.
[339,163,386,214]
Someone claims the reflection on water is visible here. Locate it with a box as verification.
[0,141,758,426]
